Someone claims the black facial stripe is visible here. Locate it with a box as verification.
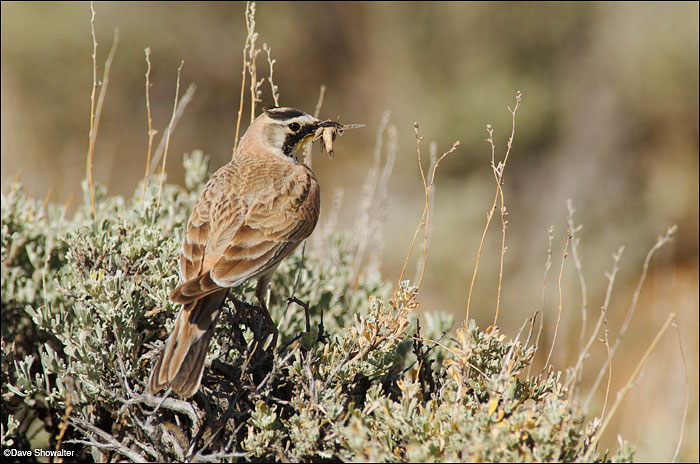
[266,107,306,121]
[282,124,316,156]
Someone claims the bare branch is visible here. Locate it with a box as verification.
[68,417,146,462]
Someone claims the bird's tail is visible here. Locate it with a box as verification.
[147,289,227,398]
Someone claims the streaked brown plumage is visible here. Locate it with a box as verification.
[148,107,336,398]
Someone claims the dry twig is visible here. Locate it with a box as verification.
[466,91,521,323]
[671,320,690,462]
[141,47,156,204]
[155,61,185,213]
[85,4,119,222]
[567,200,589,360]
[304,84,327,168]
[527,225,554,378]
[245,2,261,123]
[542,229,570,371]
[232,1,255,155]
[396,123,458,293]
[584,225,677,410]
[68,417,146,462]
[583,313,676,461]
[263,43,279,106]
[147,83,197,175]
[568,246,624,405]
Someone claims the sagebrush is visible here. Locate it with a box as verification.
[0,152,632,462]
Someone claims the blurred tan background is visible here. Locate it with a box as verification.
[2,2,698,461]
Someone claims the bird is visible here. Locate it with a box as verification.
[147,106,344,398]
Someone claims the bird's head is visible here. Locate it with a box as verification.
[238,106,339,161]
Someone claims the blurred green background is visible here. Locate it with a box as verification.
[2,2,697,461]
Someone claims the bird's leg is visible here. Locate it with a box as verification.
[255,275,279,349]
[226,291,258,352]
[257,297,279,349]
[287,297,328,347]
[287,296,311,332]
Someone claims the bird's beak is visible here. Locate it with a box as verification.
[317,119,339,128]
[295,121,337,153]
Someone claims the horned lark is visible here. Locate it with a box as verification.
[147,106,358,398]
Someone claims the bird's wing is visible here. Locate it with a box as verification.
[170,162,319,305]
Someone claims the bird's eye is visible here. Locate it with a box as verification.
[288,122,301,132]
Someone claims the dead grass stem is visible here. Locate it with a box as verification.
[246,2,261,123]
[85,2,119,223]
[584,225,678,410]
[86,2,97,221]
[414,142,437,284]
[567,199,588,360]
[583,312,676,461]
[527,225,554,378]
[351,111,390,285]
[671,320,690,462]
[263,43,280,107]
[305,85,327,169]
[369,124,398,275]
[141,48,155,204]
[396,123,458,294]
[156,61,184,213]
[569,246,624,405]
[466,91,521,323]
[233,1,255,155]
[146,83,196,176]
[542,230,570,371]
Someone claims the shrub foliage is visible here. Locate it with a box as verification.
[1,153,631,462]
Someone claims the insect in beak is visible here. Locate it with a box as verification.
[313,120,364,158]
